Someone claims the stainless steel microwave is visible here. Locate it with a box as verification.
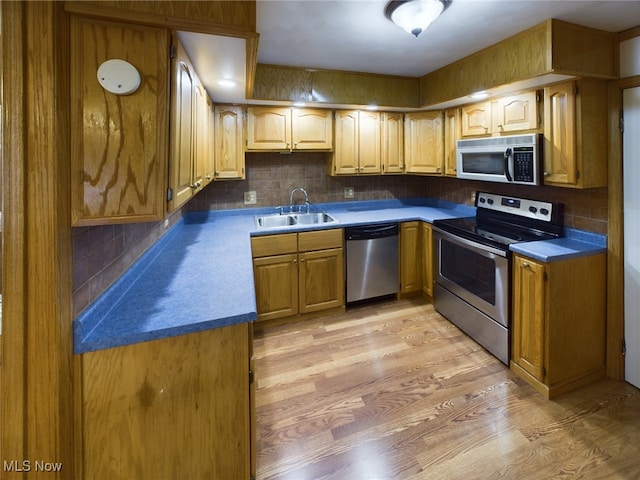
[456,133,541,185]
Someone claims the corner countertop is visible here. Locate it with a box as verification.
[73,197,605,354]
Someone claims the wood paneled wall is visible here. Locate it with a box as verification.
[1,2,74,478]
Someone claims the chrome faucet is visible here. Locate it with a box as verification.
[289,187,309,213]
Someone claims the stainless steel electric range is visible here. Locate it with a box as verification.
[432,191,564,364]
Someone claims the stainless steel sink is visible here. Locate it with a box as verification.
[294,212,335,225]
[254,212,336,229]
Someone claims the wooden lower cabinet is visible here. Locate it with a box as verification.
[252,229,344,321]
[79,324,253,479]
[399,222,422,295]
[421,222,433,297]
[511,253,607,398]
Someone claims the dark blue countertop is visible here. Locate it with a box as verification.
[73,198,606,354]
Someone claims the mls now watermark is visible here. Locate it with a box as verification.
[4,460,63,473]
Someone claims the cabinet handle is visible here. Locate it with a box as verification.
[543,171,550,177]
[522,262,531,269]
[292,258,297,264]
[300,258,305,263]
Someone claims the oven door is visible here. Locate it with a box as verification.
[433,228,510,327]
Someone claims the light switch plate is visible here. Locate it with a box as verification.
[244,191,257,204]
[344,187,354,199]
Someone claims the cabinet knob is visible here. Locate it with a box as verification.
[522,262,531,269]
[292,258,297,264]
[544,171,550,177]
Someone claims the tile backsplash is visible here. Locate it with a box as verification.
[72,152,608,317]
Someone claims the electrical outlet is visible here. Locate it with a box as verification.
[244,191,257,205]
[344,187,354,199]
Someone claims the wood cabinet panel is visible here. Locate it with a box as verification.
[358,111,382,174]
[292,108,333,150]
[332,110,359,175]
[543,79,607,188]
[382,112,405,174]
[421,222,433,297]
[400,222,421,294]
[253,253,299,320]
[404,111,443,175]
[70,18,168,225]
[246,106,291,150]
[298,228,343,252]
[80,325,251,479]
[299,248,344,313]
[461,101,492,137]
[444,108,460,176]
[214,105,245,180]
[493,90,540,133]
[251,233,297,257]
[512,256,546,380]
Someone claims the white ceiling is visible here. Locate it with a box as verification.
[184,0,640,104]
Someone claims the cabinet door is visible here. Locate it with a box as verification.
[382,112,405,174]
[70,18,168,225]
[246,107,291,150]
[493,91,539,133]
[512,255,546,380]
[421,223,433,297]
[204,96,215,186]
[400,222,422,294]
[292,108,333,150]
[543,82,577,185]
[168,40,196,212]
[299,248,344,313]
[333,110,359,175]
[405,111,444,174]
[253,253,298,321]
[214,105,245,179]
[461,101,491,136]
[358,111,382,174]
[193,81,208,190]
[444,108,460,177]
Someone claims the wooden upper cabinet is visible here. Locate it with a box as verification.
[292,108,333,150]
[492,90,540,133]
[444,108,460,177]
[168,37,197,212]
[214,105,245,180]
[332,110,381,175]
[70,17,169,226]
[461,91,539,138]
[461,101,492,137]
[382,112,405,174]
[193,81,209,189]
[543,79,607,188]
[404,111,444,175]
[246,107,332,151]
[246,107,291,150]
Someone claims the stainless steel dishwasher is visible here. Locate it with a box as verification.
[345,223,399,303]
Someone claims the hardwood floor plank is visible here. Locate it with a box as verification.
[255,298,640,480]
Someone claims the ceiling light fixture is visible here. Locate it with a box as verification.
[384,0,451,37]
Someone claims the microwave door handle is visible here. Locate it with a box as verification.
[504,147,513,182]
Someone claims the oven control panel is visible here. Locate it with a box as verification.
[476,192,554,222]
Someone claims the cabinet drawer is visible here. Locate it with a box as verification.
[251,233,298,257]
[298,229,343,252]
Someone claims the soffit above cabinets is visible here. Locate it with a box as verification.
[177,31,247,104]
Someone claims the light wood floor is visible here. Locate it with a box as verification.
[254,298,640,480]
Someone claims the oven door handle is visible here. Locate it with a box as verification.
[433,227,508,258]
